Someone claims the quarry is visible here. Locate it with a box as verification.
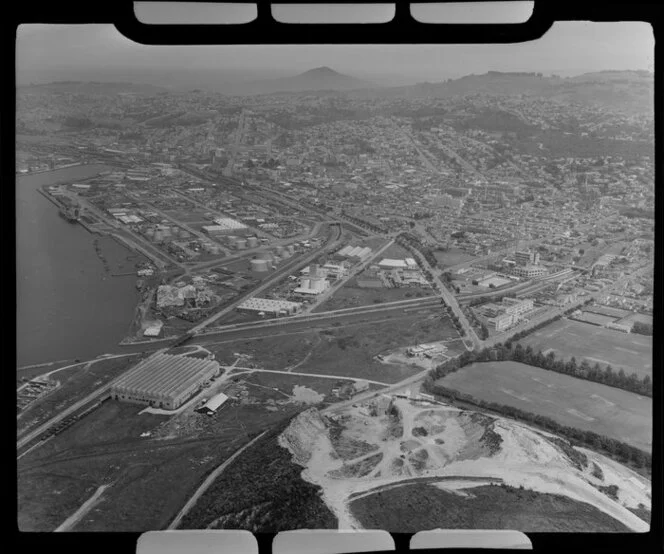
[278,397,651,532]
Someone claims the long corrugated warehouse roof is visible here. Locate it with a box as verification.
[112,353,219,400]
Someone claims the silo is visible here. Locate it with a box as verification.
[247,236,259,248]
[250,259,269,273]
[235,238,247,250]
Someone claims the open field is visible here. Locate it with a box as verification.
[17,354,148,437]
[518,319,652,378]
[437,362,651,451]
[298,316,459,383]
[433,248,475,268]
[18,396,303,531]
[350,483,631,532]
[313,282,434,312]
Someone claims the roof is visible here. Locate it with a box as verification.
[112,353,219,400]
[202,392,229,412]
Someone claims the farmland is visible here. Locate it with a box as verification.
[437,361,651,451]
[518,319,652,378]
[350,483,631,532]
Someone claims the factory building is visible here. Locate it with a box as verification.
[110,353,220,410]
[514,250,540,266]
[337,245,373,262]
[378,258,409,270]
[512,265,548,279]
[237,297,302,316]
[487,312,515,332]
[294,264,330,295]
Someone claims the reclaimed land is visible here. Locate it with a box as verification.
[350,483,631,532]
[437,361,651,452]
[518,319,652,378]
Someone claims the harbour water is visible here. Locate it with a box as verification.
[16,164,143,367]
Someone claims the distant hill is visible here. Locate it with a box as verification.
[224,66,378,96]
[368,70,653,113]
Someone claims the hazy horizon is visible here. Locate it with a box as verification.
[17,21,653,91]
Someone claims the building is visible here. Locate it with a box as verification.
[378,258,409,270]
[294,264,330,295]
[143,320,164,337]
[198,392,229,415]
[110,353,220,410]
[514,250,541,266]
[237,297,302,316]
[606,322,632,333]
[501,297,534,316]
[213,217,248,231]
[512,265,548,279]
[487,312,514,332]
[338,245,372,262]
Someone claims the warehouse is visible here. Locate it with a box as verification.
[237,297,302,316]
[110,352,220,410]
[197,392,229,415]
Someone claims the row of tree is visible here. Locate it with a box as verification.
[424,383,651,470]
[425,337,651,397]
[632,321,653,335]
[396,232,439,269]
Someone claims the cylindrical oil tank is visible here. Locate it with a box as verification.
[250,258,270,272]
[300,278,310,289]
[247,236,259,248]
[235,238,247,249]
[281,248,292,258]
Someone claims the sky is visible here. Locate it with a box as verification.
[16,6,654,90]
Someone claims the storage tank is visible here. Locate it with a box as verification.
[247,236,259,248]
[250,259,270,273]
[300,278,310,289]
[235,238,247,250]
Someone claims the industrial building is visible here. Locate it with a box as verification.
[294,264,330,295]
[514,250,541,266]
[198,392,229,415]
[378,258,414,270]
[237,297,302,316]
[110,353,220,410]
[338,245,373,261]
[512,265,548,279]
